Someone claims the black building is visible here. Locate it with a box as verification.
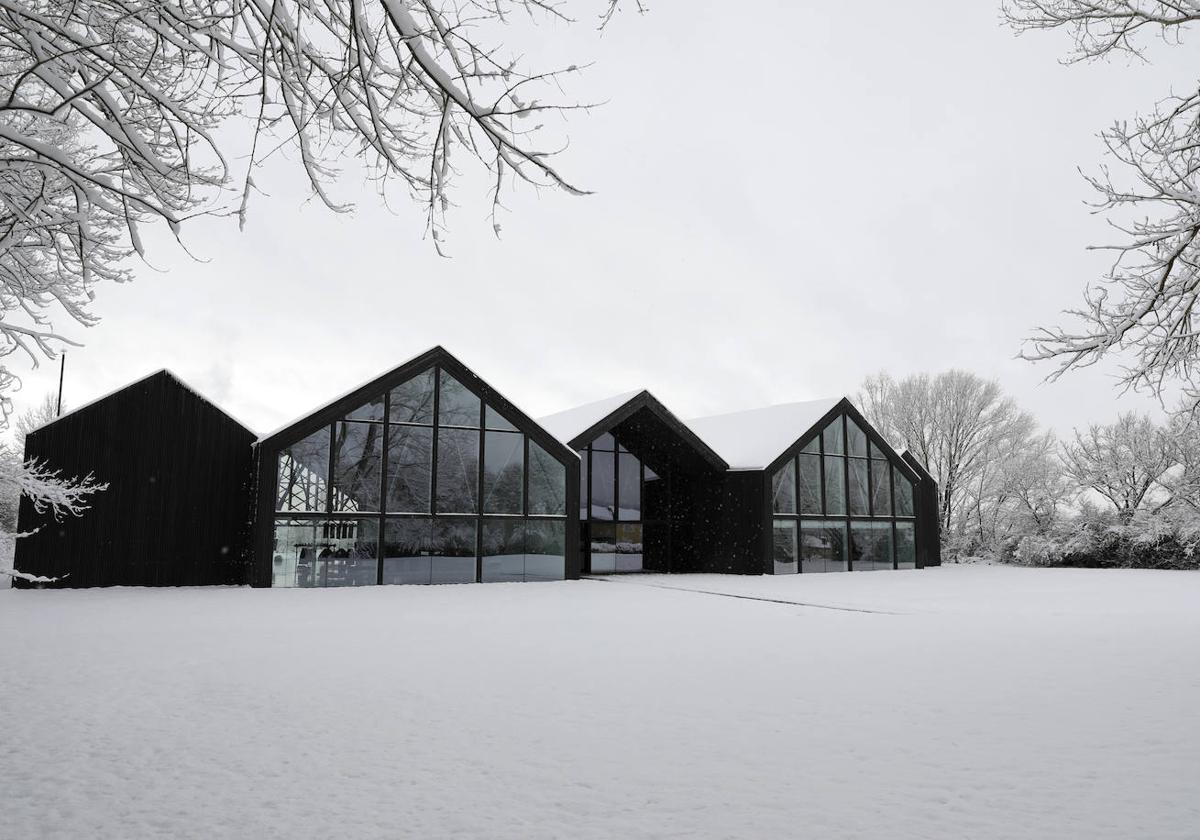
[253,347,579,588]
[14,347,940,587]
[541,392,934,576]
[14,370,255,588]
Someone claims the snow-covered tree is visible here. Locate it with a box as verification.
[1004,1,1200,411]
[12,391,59,454]
[0,0,633,412]
[859,370,1039,549]
[1061,412,1176,520]
[1003,432,1073,533]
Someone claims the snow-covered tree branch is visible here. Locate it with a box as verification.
[0,441,105,581]
[0,0,633,415]
[1004,1,1200,410]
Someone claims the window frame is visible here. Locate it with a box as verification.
[765,408,919,574]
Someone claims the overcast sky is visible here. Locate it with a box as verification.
[13,2,1196,438]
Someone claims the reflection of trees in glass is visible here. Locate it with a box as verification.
[529,441,567,516]
[895,475,914,517]
[332,422,383,512]
[438,371,480,427]
[276,427,330,511]
[390,370,435,424]
[824,457,846,515]
[437,428,478,513]
[273,364,570,585]
[772,462,796,514]
[798,454,821,514]
[483,431,523,514]
[871,459,892,516]
[848,458,869,516]
[386,426,432,513]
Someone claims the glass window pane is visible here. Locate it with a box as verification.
[847,418,868,458]
[272,519,378,588]
[436,428,479,514]
[385,425,432,513]
[801,435,820,455]
[618,452,641,521]
[276,427,330,512]
[772,519,798,574]
[527,441,567,516]
[851,521,894,571]
[591,432,616,451]
[896,522,916,569]
[870,439,887,461]
[822,417,844,455]
[798,454,821,514]
[871,459,892,516]
[331,422,383,513]
[589,522,616,573]
[381,517,433,584]
[524,520,566,581]
[430,519,477,583]
[482,519,524,582]
[800,520,848,573]
[346,394,386,423]
[483,431,524,514]
[895,472,915,517]
[848,458,869,516]
[645,464,659,481]
[772,460,797,514]
[313,519,378,586]
[272,518,315,587]
[616,523,643,572]
[824,456,845,515]
[438,370,480,427]
[389,369,436,424]
[485,404,518,431]
[590,450,615,520]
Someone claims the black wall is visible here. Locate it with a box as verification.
[901,451,942,567]
[691,471,765,575]
[14,371,256,588]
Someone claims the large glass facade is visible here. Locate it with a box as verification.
[770,412,918,573]
[271,365,570,587]
[579,436,650,573]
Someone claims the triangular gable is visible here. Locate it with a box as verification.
[538,390,728,471]
[688,397,921,483]
[27,369,252,439]
[257,346,576,466]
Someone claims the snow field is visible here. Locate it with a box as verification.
[1,565,1197,839]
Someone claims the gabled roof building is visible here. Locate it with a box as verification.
[15,347,938,588]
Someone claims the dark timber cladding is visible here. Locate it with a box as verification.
[253,347,580,588]
[902,451,942,567]
[14,371,256,588]
[688,397,928,575]
[547,392,730,577]
[11,345,941,589]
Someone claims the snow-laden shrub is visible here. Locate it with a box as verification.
[1012,534,1065,567]
[1007,506,1200,570]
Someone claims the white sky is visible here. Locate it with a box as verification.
[11,2,1195,438]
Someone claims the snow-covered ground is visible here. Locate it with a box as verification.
[1,565,1197,839]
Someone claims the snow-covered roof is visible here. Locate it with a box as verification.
[687,397,844,470]
[536,390,644,446]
